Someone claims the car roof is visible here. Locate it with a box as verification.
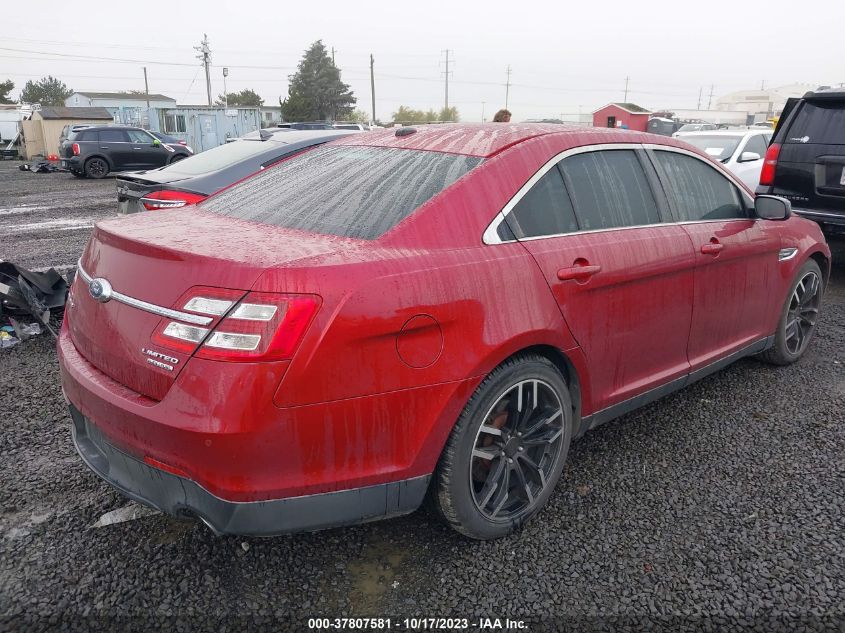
[676,129,768,137]
[239,129,351,143]
[77,125,143,131]
[330,123,646,158]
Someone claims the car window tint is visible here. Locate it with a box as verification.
[99,130,128,143]
[202,146,483,240]
[654,151,745,221]
[127,129,152,143]
[743,135,767,157]
[505,167,578,238]
[786,101,845,144]
[560,150,660,230]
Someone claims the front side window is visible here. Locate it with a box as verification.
[201,146,482,240]
[126,129,153,143]
[654,151,745,221]
[742,134,767,158]
[560,150,661,231]
[505,167,578,238]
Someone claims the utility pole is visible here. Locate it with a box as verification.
[223,67,229,109]
[441,49,452,112]
[505,65,512,110]
[624,76,630,102]
[481,101,486,122]
[370,53,376,125]
[697,87,702,110]
[707,84,714,110]
[143,67,150,109]
[331,47,336,65]
[194,34,212,106]
[761,79,766,90]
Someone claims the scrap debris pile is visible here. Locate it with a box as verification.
[0,261,70,348]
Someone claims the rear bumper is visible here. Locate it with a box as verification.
[70,404,430,536]
[61,157,82,171]
[792,208,845,228]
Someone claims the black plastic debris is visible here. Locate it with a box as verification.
[0,262,70,338]
[18,158,60,173]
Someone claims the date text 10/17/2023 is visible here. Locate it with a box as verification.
[307,617,528,630]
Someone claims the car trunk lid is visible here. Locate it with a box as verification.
[68,208,347,400]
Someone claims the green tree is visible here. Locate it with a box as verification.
[280,41,355,121]
[338,109,370,124]
[438,106,459,122]
[20,76,72,106]
[0,80,15,104]
[393,106,455,124]
[215,88,264,107]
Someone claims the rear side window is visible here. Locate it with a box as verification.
[654,151,745,221]
[99,130,128,143]
[505,167,578,238]
[785,101,845,145]
[560,150,660,230]
[202,146,482,240]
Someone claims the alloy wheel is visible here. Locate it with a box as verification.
[469,379,565,521]
[87,159,107,178]
[785,271,821,355]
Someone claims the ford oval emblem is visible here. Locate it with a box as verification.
[89,278,113,303]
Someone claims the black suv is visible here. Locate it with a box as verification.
[60,126,193,179]
[757,89,845,233]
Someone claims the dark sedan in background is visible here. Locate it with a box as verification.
[115,129,353,213]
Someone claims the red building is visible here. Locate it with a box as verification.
[592,103,652,132]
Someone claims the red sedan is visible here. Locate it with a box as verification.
[59,124,831,539]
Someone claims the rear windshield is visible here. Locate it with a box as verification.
[786,101,845,145]
[200,146,483,240]
[680,135,741,161]
[156,140,283,176]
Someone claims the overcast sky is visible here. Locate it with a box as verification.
[4,0,842,121]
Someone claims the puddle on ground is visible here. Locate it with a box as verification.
[346,531,409,613]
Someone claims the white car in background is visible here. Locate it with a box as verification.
[674,129,773,190]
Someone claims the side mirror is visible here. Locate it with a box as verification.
[755,195,791,220]
[739,151,761,163]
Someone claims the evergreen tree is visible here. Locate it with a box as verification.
[20,76,72,106]
[281,41,355,121]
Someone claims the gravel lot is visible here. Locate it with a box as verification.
[1,161,843,631]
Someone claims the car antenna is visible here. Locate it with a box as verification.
[259,129,274,141]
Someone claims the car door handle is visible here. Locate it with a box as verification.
[557,263,601,281]
[700,239,724,255]
[99,146,109,149]
[132,147,143,150]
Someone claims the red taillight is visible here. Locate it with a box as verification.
[197,292,320,362]
[140,190,206,211]
[178,140,187,145]
[72,143,80,156]
[150,289,320,362]
[759,142,781,186]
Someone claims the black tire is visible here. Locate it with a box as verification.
[169,153,187,164]
[759,259,823,366]
[84,157,109,179]
[430,354,573,539]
